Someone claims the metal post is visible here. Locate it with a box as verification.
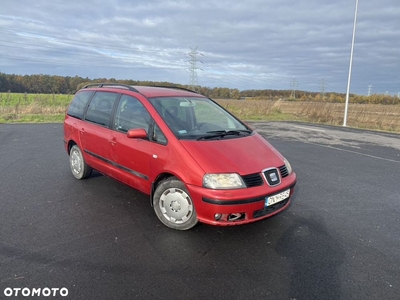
[343,0,359,127]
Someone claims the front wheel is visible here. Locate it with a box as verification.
[153,177,198,230]
[69,145,93,179]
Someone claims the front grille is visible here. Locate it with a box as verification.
[253,198,289,218]
[242,164,289,188]
[242,173,263,187]
[279,165,289,178]
[263,168,281,186]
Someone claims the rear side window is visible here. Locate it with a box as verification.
[85,92,118,126]
[67,91,93,119]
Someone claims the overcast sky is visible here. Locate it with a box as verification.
[1,0,399,95]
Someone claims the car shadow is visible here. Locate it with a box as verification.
[89,170,104,178]
[275,213,345,300]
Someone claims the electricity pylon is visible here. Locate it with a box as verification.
[188,47,203,91]
[290,78,298,99]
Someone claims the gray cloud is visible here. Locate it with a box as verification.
[0,0,399,94]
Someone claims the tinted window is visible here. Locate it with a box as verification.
[114,95,151,133]
[85,92,118,126]
[67,91,93,119]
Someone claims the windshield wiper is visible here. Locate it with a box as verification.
[197,130,252,140]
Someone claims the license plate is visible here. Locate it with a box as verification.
[265,189,290,207]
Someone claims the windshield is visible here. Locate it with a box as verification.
[149,96,252,140]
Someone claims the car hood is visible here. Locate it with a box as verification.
[179,133,285,175]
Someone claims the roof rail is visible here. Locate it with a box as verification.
[152,85,200,94]
[83,83,139,92]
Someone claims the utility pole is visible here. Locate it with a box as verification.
[320,78,326,100]
[290,78,298,99]
[188,47,203,91]
[368,85,372,96]
[343,0,359,127]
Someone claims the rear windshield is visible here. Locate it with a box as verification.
[149,97,252,140]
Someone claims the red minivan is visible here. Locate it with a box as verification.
[63,84,296,230]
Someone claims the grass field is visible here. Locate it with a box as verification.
[1,93,399,133]
[218,99,400,133]
[0,93,72,123]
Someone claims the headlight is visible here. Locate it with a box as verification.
[203,173,245,189]
[284,158,293,175]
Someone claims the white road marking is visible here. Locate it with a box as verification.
[306,141,400,164]
[294,125,326,132]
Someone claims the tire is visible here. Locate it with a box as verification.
[153,177,198,230]
[69,145,93,180]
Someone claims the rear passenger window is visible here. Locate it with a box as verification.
[114,95,151,133]
[85,92,118,126]
[67,91,93,119]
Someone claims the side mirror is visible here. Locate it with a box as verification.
[127,128,147,139]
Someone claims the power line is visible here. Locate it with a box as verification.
[0,27,167,55]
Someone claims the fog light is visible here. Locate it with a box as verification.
[214,213,222,221]
[228,213,245,221]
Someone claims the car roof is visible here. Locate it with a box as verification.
[81,84,204,99]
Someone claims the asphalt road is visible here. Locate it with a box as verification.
[0,122,399,300]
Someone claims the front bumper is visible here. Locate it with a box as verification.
[187,173,296,226]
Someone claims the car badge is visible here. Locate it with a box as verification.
[269,173,278,182]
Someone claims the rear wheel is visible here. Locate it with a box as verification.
[69,145,93,179]
[153,177,198,230]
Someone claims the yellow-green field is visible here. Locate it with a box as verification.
[218,99,400,133]
[0,93,72,123]
[1,93,399,133]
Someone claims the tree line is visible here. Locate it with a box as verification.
[0,72,398,104]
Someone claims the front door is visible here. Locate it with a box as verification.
[109,95,153,192]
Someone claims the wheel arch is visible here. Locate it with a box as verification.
[150,172,182,207]
[67,140,78,155]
